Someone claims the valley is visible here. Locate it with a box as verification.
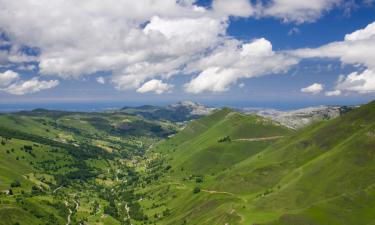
[0,101,374,225]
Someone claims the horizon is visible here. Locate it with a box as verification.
[0,98,370,113]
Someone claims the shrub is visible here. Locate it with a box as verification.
[10,180,21,188]
[193,187,201,194]
[195,177,203,183]
[218,136,231,143]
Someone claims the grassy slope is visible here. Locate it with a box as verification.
[142,109,293,224]
[143,101,375,225]
[154,108,292,175]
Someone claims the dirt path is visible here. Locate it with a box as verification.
[125,203,133,225]
[234,136,284,142]
[53,186,63,193]
[202,189,234,196]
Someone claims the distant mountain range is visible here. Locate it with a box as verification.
[243,105,357,129]
[120,101,215,122]
[120,101,358,128]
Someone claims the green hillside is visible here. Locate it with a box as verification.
[152,108,292,175]
[1,101,374,225]
[138,101,375,225]
[0,110,179,225]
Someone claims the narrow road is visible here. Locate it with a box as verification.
[65,198,79,225]
[53,186,63,193]
[65,201,72,225]
[234,136,284,142]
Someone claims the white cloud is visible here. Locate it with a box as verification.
[2,78,59,95]
[0,0,347,94]
[136,79,173,94]
[293,21,375,70]
[212,0,254,17]
[325,90,342,96]
[336,69,375,93]
[263,0,341,23]
[0,70,19,87]
[0,0,226,83]
[185,67,237,93]
[293,21,375,95]
[96,76,106,84]
[301,83,324,94]
[344,21,375,41]
[185,38,298,93]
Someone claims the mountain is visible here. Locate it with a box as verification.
[120,101,214,122]
[138,101,375,225]
[243,105,356,129]
[153,108,292,175]
[1,101,374,225]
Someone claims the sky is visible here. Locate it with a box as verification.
[0,0,375,110]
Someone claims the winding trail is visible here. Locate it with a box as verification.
[65,201,72,225]
[233,136,284,142]
[65,198,79,225]
[125,203,133,225]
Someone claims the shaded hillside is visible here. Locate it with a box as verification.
[120,101,214,122]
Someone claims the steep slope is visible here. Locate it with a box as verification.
[209,101,375,224]
[153,108,292,175]
[141,101,375,225]
[139,109,293,224]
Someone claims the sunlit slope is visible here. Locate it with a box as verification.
[208,101,375,224]
[153,108,292,175]
[144,101,375,225]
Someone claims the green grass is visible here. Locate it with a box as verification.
[1,101,375,225]
[140,101,375,225]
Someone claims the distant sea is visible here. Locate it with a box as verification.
[0,99,369,113]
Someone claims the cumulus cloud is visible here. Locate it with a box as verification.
[0,0,225,82]
[0,70,19,87]
[325,90,342,96]
[1,78,59,95]
[293,21,375,95]
[0,0,351,94]
[301,83,324,94]
[263,0,341,23]
[185,38,298,93]
[336,69,375,93]
[136,79,173,94]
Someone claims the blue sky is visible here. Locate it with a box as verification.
[0,0,375,110]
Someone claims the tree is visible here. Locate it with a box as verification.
[10,180,21,188]
[193,187,200,194]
